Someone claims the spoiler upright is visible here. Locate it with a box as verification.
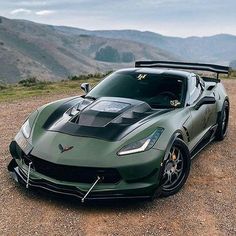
[135,61,231,80]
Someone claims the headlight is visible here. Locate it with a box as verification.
[21,119,31,139]
[118,128,164,156]
[20,110,38,139]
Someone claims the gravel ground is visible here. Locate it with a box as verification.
[0,80,235,236]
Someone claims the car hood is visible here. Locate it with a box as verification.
[42,96,170,141]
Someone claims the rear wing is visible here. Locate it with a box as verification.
[135,61,231,80]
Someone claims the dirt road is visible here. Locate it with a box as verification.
[0,80,235,236]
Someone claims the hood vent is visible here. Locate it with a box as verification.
[70,100,153,128]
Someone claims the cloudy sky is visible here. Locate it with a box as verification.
[0,0,235,37]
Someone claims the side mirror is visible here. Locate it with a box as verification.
[194,96,216,110]
[81,83,91,94]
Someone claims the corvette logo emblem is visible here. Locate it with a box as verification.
[58,144,74,153]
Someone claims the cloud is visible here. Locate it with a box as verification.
[2,0,236,37]
[9,8,56,17]
[36,10,55,16]
[10,8,32,15]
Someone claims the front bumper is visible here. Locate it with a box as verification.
[9,160,162,201]
[8,140,164,201]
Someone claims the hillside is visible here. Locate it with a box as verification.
[70,29,236,65]
[0,17,175,83]
[56,26,236,65]
[1,16,236,83]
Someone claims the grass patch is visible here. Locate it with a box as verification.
[220,70,236,80]
[0,77,101,102]
[229,70,236,79]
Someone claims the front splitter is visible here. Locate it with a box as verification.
[10,166,155,202]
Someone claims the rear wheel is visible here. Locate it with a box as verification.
[160,139,191,197]
[215,100,229,141]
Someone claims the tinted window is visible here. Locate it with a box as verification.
[188,76,202,104]
[87,71,187,108]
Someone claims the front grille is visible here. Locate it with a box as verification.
[22,154,121,184]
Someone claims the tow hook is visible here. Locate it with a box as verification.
[81,176,102,203]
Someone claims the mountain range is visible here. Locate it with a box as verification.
[0,16,235,83]
[57,27,236,65]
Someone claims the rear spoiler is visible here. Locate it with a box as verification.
[135,61,231,80]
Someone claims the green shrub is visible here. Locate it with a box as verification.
[95,46,120,62]
[68,72,109,81]
[68,75,88,81]
[19,77,51,88]
[0,83,7,90]
[19,77,39,86]
[0,79,7,90]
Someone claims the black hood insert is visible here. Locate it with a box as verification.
[45,97,169,141]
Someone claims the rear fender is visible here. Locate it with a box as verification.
[215,83,229,112]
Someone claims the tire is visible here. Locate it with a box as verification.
[160,138,191,197]
[215,100,229,141]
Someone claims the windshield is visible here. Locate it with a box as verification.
[87,71,187,108]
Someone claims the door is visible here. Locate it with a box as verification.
[187,76,217,149]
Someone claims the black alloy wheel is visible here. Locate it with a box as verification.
[160,138,191,197]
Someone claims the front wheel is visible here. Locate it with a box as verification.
[160,138,191,197]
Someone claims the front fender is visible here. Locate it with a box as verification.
[30,96,82,144]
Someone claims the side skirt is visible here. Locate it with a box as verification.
[190,124,218,159]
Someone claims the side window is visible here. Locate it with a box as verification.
[188,76,202,105]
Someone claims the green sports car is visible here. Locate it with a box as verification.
[8,61,230,202]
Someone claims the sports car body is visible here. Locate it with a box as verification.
[8,61,230,202]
